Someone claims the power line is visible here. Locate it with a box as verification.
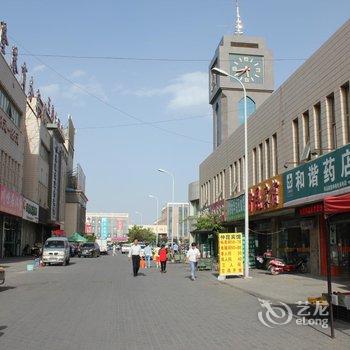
[78,114,211,130]
[9,36,211,144]
[10,52,307,63]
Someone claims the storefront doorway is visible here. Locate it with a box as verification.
[329,217,350,276]
[3,216,22,257]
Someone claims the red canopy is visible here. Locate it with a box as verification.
[324,193,350,215]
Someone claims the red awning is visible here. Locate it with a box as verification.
[324,193,350,215]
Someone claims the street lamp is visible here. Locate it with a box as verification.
[135,211,143,226]
[148,194,159,245]
[211,66,250,278]
[157,168,175,246]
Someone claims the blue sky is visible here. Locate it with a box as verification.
[2,0,350,224]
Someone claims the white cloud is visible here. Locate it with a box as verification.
[133,71,209,111]
[70,69,86,78]
[62,79,108,103]
[32,64,46,73]
[40,83,60,97]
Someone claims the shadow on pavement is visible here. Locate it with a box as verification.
[0,325,7,337]
[0,286,16,292]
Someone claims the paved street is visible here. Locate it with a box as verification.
[0,255,349,350]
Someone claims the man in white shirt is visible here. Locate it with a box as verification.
[128,239,141,276]
[186,242,201,281]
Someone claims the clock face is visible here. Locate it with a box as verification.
[229,54,264,84]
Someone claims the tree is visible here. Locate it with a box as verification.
[128,225,156,243]
[194,213,224,232]
[84,234,96,242]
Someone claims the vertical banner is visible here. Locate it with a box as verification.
[218,233,243,277]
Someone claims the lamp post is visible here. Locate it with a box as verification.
[148,194,159,245]
[211,66,250,278]
[135,211,143,226]
[157,168,175,246]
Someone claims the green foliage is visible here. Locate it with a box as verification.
[128,225,156,243]
[84,234,96,242]
[194,213,224,232]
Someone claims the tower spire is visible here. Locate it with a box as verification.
[234,0,244,35]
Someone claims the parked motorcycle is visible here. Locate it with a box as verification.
[255,250,273,270]
[268,256,307,275]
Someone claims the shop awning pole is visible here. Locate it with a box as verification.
[325,218,335,339]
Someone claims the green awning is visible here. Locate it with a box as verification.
[68,232,87,243]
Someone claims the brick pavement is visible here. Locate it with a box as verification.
[0,255,349,350]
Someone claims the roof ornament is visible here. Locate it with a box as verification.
[234,0,244,35]
[0,21,9,55]
[21,62,28,91]
[28,76,34,101]
[35,88,41,101]
[10,46,18,74]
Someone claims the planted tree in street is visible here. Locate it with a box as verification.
[128,225,156,243]
[193,213,224,232]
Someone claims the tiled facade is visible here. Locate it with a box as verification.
[200,19,350,206]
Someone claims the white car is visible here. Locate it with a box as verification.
[121,243,131,254]
[42,237,70,266]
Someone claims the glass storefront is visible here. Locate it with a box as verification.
[278,219,310,263]
[329,217,350,276]
[2,215,22,257]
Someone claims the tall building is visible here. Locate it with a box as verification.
[23,91,69,245]
[0,21,88,256]
[199,8,350,276]
[188,181,200,235]
[0,40,27,258]
[159,203,190,242]
[209,2,274,150]
[64,119,88,236]
[86,213,129,240]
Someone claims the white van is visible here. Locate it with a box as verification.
[42,237,70,266]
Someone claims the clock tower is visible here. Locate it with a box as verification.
[210,0,274,149]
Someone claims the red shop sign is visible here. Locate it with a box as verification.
[298,202,324,216]
[0,184,23,217]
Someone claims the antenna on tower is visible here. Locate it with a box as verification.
[234,0,244,35]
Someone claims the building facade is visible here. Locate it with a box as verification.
[159,203,190,242]
[0,21,88,257]
[188,181,200,236]
[64,119,88,236]
[86,213,129,240]
[0,49,26,258]
[200,18,350,276]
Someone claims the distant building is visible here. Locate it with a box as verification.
[158,203,190,242]
[188,181,200,236]
[128,224,167,241]
[86,213,129,240]
[64,119,88,236]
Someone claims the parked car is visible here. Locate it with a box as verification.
[79,242,100,258]
[121,243,131,254]
[42,237,70,266]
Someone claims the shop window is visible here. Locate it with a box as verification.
[272,133,278,176]
[292,118,300,164]
[252,148,257,185]
[258,143,263,182]
[341,82,350,144]
[327,93,337,149]
[238,97,256,126]
[265,139,270,179]
[313,103,322,154]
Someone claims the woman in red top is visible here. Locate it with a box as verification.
[158,244,167,273]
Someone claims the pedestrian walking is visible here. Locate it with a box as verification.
[159,244,167,273]
[153,244,160,269]
[112,244,116,256]
[144,243,152,268]
[128,239,142,277]
[186,242,201,281]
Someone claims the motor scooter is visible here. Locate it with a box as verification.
[255,250,273,270]
[268,256,307,275]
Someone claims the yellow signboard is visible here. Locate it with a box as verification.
[218,233,243,277]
